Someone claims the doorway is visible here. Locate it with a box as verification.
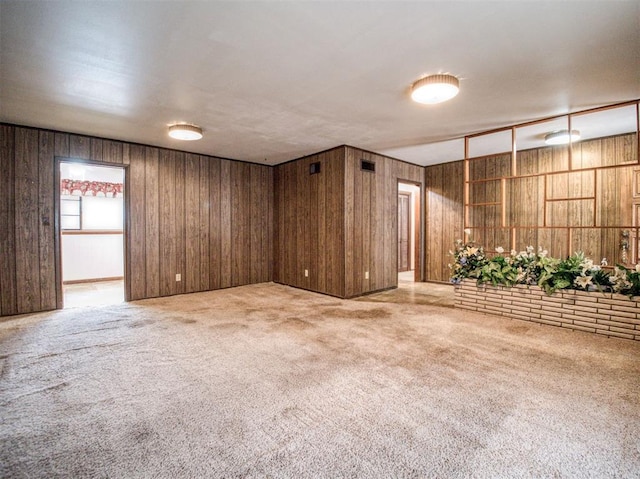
[57,160,126,308]
[398,182,421,283]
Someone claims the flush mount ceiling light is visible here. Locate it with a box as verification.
[544,129,581,145]
[411,74,460,104]
[168,123,203,141]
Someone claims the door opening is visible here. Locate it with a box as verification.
[398,182,421,283]
[57,161,126,308]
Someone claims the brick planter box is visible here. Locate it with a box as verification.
[454,279,640,341]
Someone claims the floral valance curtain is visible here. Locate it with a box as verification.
[61,179,124,197]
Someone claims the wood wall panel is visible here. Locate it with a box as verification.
[507,176,544,227]
[69,134,91,160]
[1,123,273,316]
[38,131,57,310]
[128,145,146,300]
[199,157,210,291]
[219,160,232,289]
[0,125,17,315]
[14,128,41,313]
[465,130,637,266]
[185,153,200,293]
[274,147,345,297]
[91,138,104,162]
[208,158,221,290]
[425,165,443,281]
[344,147,423,297]
[144,147,160,298]
[173,152,186,295]
[325,149,345,297]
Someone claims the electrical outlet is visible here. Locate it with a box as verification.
[365,271,369,279]
[175,273,181,282]
[304,269,309,277]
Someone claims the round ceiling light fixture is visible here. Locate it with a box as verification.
[168,123,203,141]
[544,129,581,146]
[411,74,460,104]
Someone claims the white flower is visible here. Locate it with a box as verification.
[526,245,534,254]
[601,258,608,267]
[495,246,504,254]
[510,249,518,257]
[467,247,479,255]
[636,264,640,273]
[463,228,472,235]
[574,275,593,289]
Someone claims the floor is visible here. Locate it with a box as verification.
[356,270,455,307]
[2,281,638,478]
[63,279,124,308]
[61,275,454,309]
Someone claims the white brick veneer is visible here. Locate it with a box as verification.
[454,279,640,341]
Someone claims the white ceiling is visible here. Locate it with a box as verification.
[1,1,639,166]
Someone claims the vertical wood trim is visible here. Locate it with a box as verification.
[413,187,421,282]
[123,161,132,301]
[592,169,598,227]
[464,137,470,231]
[543,174,548,227]
[568,115,574,171]
[501,178,507,227]
[511,126,517,176]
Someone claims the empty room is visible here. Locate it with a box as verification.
[1,1,639,478]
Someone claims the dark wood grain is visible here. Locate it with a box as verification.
[14,128,41,313]
[0,125,17,315]
[38,131,56,310]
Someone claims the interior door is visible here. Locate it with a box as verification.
[398,193,410,272]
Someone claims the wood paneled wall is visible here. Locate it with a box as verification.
[344,147,423,297]
[274,146,423,298]
[466,132,638,265]
[273,147,345,297]
[0,124,273,316]
[424,161,465,282]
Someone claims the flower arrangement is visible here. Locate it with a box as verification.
[449,234,640,297]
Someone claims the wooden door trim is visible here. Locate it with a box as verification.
[398,192,411,272]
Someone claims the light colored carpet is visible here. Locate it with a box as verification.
[1,282,639,478]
